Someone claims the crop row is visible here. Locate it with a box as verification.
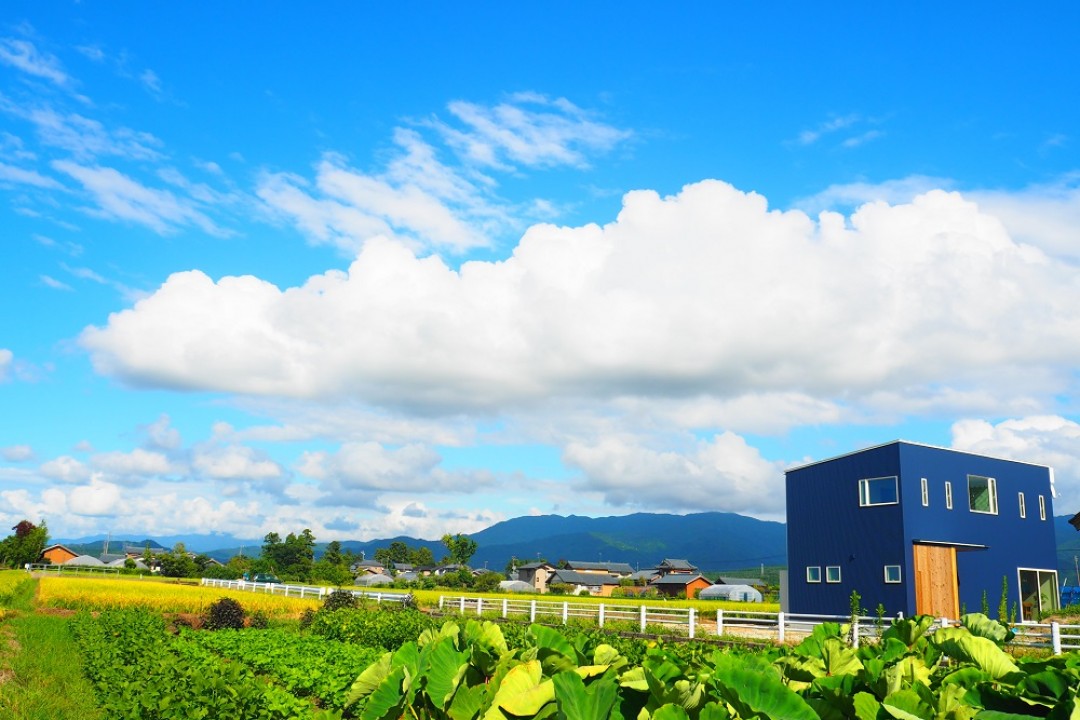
[71,608,339,720]
[39,576,321,616]
[0,569,31,604]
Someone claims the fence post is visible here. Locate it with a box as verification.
[439,595,444,610]
[1052,622,1062,655]
[460,596,466,615]
[778,611,785,644]
[897,611,903,620]
[502,598,508,618]
[717,609,723,636]
[689,608,696,639]
[852,618,860,649]
[530,599,537,623]
[562,602,569,625]
[640,605,647,633]
[599,603,605,628]
[477,598,483,616]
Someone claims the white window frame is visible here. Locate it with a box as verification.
[920,477,929,507]
[1039,495,1046,521]
[945,481,953,510]
[1019,491,1026,519]
[858,476,899,507]
[825,566,841,583]
[884,565,902,584]
[968,475,998,515]
[806,566,821,583]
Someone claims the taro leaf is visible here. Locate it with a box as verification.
[346,652,393,706]
[940,666,990,688]
[553,669,619,720]
[884,656,933,694]
[448,683,488,720]
[699,701,732,720]
[1017,669,1072,705]
[484,660,555,720]
[575,664,612,680]
[934,683,977,719]
[529,624,576,659]
[882,616,936,648]
[881,689,933,720]
[595,644,627,670]
[931,628,1019,680]
[420,636,468,710]
[619,665,649,693]
[793,622,845,658]
[651,704,692,720]
[959,613,1014,645]
[879,637,912,664]
[360,666,407,720]
[468,621,511,677]
[821,637,864,676]
[712,658,819,720]
[853,692,884,720]
[776,654,827,683]
[419,621,461,648]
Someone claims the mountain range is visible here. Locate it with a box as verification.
[57,511,1080,583]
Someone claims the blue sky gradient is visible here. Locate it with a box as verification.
[2,4,1079,542]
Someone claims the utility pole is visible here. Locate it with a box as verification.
[1074,555,1079,586]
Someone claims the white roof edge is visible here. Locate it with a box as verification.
[785,439,1053,474]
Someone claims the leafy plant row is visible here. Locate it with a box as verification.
[70,609,338,720]
[308,606,438,650]
[184,627,383,713]
[346,613,1080,720]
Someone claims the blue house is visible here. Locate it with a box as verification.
[785,441,1059,622]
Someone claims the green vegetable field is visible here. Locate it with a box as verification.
[4,575,1080,718]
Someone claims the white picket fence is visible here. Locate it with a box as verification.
[200,577,412,604]
[437,596,1080,655]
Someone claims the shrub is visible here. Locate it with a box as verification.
[298,608,316,630]
[248,611,269,629]
[322,588,360,612]
[204,597,245,630]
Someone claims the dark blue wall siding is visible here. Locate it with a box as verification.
[898,444,1056,617]
[787,441,1058,617]
[787,444,908,615]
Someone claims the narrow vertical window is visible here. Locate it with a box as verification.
[884,565,902,583]
[806,566,821,583]
[1018,492,1026,518]
[825,566,841,583]
[1039,495,1046,521]
[921,477,929,506]
[945,481,953,510]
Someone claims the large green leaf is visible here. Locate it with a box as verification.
[881,690,933,720]
[529,624,576,659]
[853,692,883,720]
[821,637,864,676]
[882,616,936,648]
[712,658,820,720]
[553,669,619,720]
[959,614,1014,645]
[931,628,1019,680]
[883,656,933,695]
[420,621,461,648]
[652,705,692,720]
[485,660,555,720]
[699,702,732,720]
[619,665,649,693]
[448,683,489,720]
[360,666,407,720]
[346,652,393,707]
[420,636,468,710]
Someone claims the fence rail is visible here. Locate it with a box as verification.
[200,578,412,604]
[437,595,1080,654]
[28,563,122,575]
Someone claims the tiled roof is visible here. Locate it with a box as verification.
[650,573,706,586]
[550,569,621,586]
[565,561,635,574]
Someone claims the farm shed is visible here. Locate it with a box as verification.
[786,440,1059,621]
[354,573,394,587]
[699,584,763,602]
[65,554,105,566]
[498,580,534,593]
[39,544,78,565]
[649,573,711,599]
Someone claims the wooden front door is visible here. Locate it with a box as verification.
[913,544,959,618]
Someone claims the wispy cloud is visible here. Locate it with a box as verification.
[0,161,63,189]
[0,37,70,86]
[53,160,229,236]
[437,93,631,169]
[796,114,860,145]
[794,113,884,149]
[39,274,73,291]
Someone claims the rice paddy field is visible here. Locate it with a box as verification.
[411,588,781,614]
[36,575,322,616]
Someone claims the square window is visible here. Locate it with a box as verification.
[884,565,902,583]
[1019,492,1026,518]
[806,566,821,583]
[945,481,953,509]
[920,477,929,506]
[1039,495,1046,521]
[825,566,841,583]
[859,476,899,506]
[968,475,998,515]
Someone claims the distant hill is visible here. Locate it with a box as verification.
[203,511,787,574]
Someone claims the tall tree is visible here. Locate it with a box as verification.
[441,533,478,566]
[0,519,49,568]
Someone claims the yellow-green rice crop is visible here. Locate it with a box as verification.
[37,576,321,617]
[0,569,32,604]
[411,588,779,614]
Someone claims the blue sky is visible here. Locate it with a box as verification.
[3,4,1080,543]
